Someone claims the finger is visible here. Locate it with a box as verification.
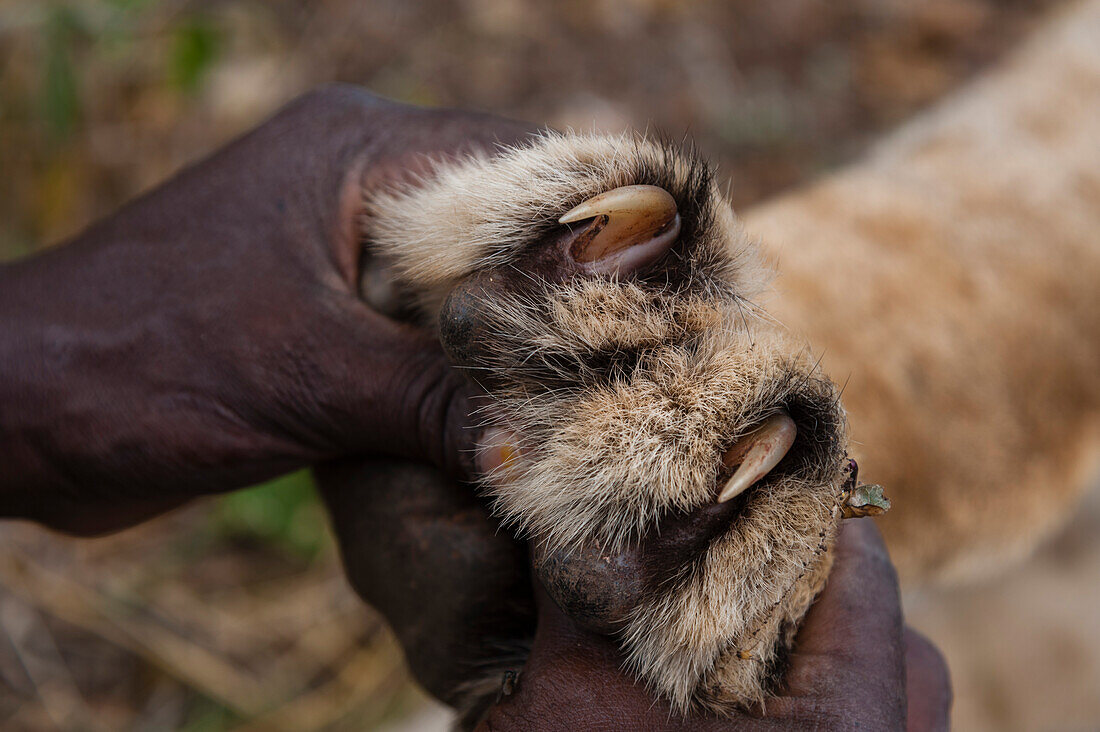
[491,582,671,730]
[316,298,490,482]
[356,101,539,200]
[304,95,539,478]
[783,518,906,728]
[484,582,766,731]
[904,627,952,732]
[316,457,534,705]
[792,517,903,659]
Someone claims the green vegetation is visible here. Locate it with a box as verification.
[213,470,328,563]
[41,5,84,142]
[170,16,221,94]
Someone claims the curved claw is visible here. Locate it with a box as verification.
[559,185,680,272]
[718,413,798,503]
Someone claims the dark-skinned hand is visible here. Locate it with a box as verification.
[483,519,951,731]
[0,86,532,533]
[1,87,950,729]
[322,446,951,732]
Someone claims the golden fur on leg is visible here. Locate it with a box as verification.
[743,0,1100,584]
[364,133,851,711]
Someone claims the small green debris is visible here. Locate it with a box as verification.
[841,483,891,519]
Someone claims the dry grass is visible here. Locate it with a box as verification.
[0,497,431,730]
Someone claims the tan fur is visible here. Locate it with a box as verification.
[362,1,1100,724]
[365,134,849,711]
[367,132,767,319]
[744,0,1100,583]
[487,313,846,709]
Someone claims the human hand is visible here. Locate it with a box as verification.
[482,518,950,731]
[318,457,535,724]
[0,86,532,533]
[321,447,948,732]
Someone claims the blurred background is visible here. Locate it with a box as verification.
[0,0,1075,729]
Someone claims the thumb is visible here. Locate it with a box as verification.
[325,299,489,481]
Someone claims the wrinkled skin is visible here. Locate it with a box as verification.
[324,447,950,730]
[484,520,951,731]
[0,87,950,729]
[319,457,536,710]
[0,86,531,533]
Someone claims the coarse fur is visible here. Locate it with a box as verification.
[364,133,851,713]
[358,5,1100,727]
[367,131,765,320]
